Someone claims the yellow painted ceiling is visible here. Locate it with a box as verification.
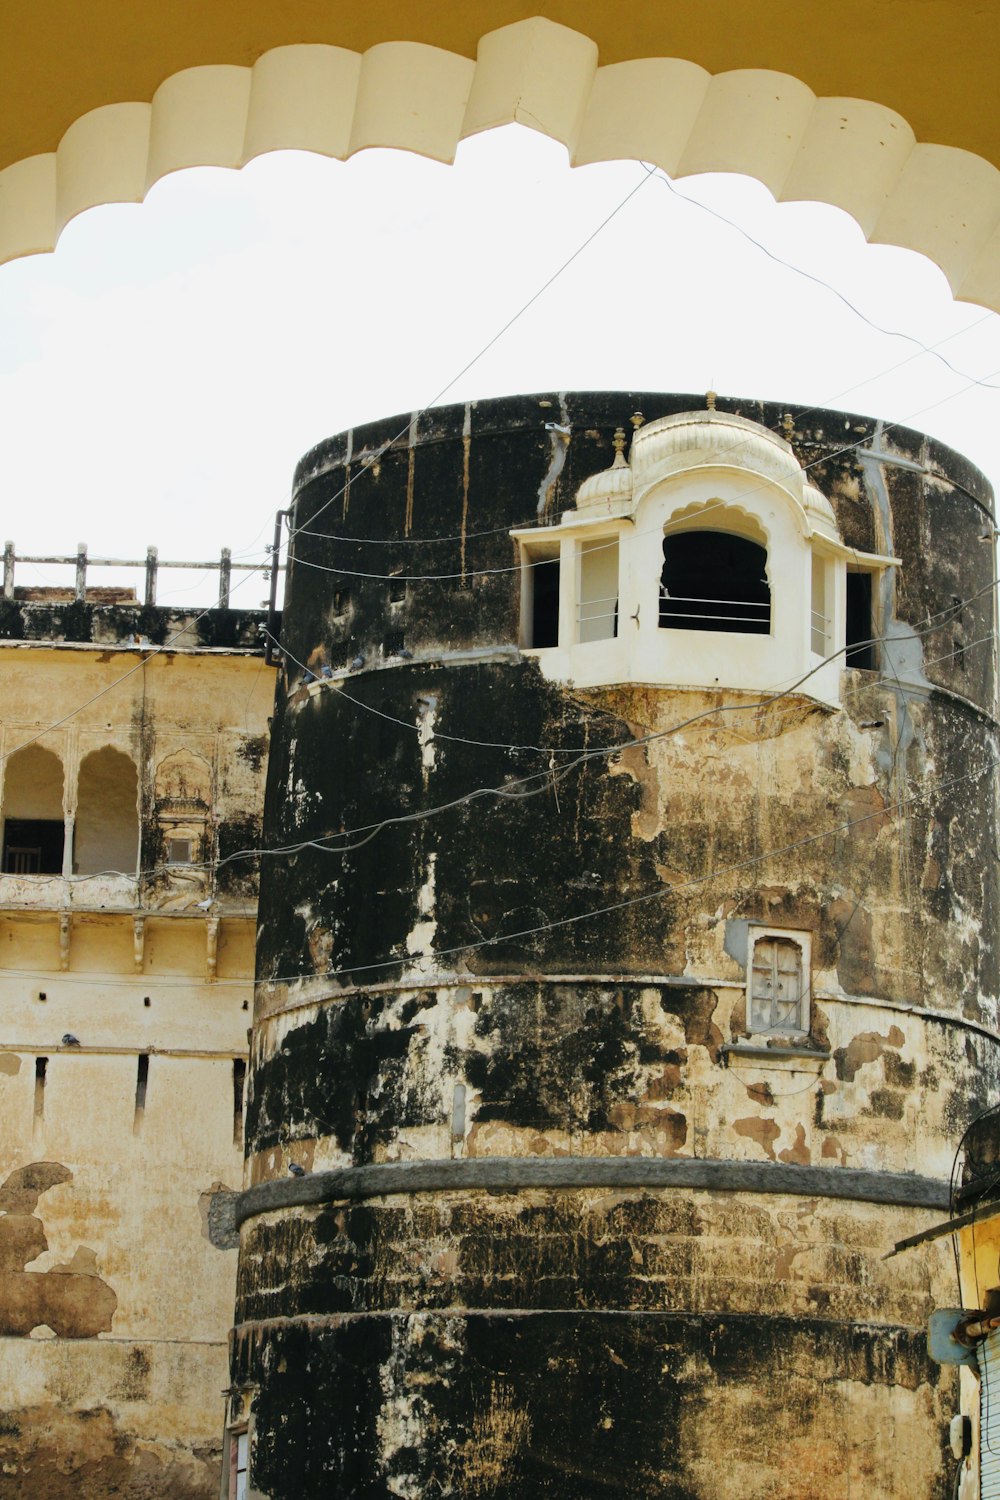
[1,0,997,174]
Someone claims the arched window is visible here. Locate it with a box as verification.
[75,747,139,876]
[659,530,770,635]
[2,745,65,874]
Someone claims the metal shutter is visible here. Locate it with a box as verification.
[979,1328,1000,1496]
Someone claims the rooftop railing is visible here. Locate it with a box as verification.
[2,541,283,610]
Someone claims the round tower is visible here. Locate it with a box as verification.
[229,393,1000,1498]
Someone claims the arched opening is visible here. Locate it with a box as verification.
[659,530,770,635]
[75,746,139,876]
[2,745,65,874]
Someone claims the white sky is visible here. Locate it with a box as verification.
[1,123,999,608]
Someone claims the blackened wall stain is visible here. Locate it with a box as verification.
[230,1313,950,1499]
[246,993,440,1160]
[0,599,264,649]
[238,393,999,1498]
[235,1186,938,1329]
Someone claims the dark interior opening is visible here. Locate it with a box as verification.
[2,818,64,874]
[33,1056,46,1123]
[846,572,876,669]
[530,558,560,648]
[660,531,770,634]
[233,1058,246,1145]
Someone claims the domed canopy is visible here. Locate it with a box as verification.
[570,406,839,540]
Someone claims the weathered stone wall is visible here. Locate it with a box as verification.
[0,633,273,1496]
[236,393,1000,1497]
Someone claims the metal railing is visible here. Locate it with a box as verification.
[658,592,771,630]
[2,541,279,609]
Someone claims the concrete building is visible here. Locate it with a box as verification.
[230,392,1000,1497]
[0,567,272,1498]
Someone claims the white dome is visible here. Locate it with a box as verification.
[575,449,634,511]
[630,409,803,492]
[567,407,839,539]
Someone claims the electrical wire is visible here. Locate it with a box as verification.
[0,556,271,767]
[247,756,994,988]
[32,599,993,889]
[1,752,989,991]
[644,163,1000,393]
[6,154,999,767]
[8,549,993,891]
[289,178,998,554]
[285,168,658,550]
[284,382,1000,587]
[257,627,900,859]
[0,164,659,769]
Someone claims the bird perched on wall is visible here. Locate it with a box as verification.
[62,1033,80,1046]
[350,654,365,671]
[288,1163,306,1177]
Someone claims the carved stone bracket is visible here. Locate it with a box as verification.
[58,912,71,971]
[206,916,220,982]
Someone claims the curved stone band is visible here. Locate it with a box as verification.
[234,1155,950,1229]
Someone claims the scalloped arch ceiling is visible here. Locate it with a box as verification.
[3,3,1000,310]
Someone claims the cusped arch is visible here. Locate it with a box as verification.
[1,744,65,876]
[656,496,772,549]
[154,748,212,807]
[2,18,1000,311]
[75,745,140,876]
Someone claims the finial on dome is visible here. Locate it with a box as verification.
[611,426,629,468]
[706,390,717,411]
[630,411,645,431]
[782,411,794,439]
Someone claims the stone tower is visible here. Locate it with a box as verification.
[229,393,1000,1498]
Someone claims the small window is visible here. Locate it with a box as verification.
[660,531,770,635]
[168,838,193,866]
[229,1428,249,1500]
[749,931,809,1036]
[521,547,560,649]
[846,570,876,669]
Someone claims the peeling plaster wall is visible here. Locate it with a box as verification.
[0,627,273,1496]
[239,393,1000,1497]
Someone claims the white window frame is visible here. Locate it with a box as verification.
[746,926,811,1039]
[228,1426,249,1500]
[517,537,561,649]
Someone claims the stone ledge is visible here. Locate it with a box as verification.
[233,1155,949,1229]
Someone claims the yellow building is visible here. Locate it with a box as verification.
[0,566,273,1497]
